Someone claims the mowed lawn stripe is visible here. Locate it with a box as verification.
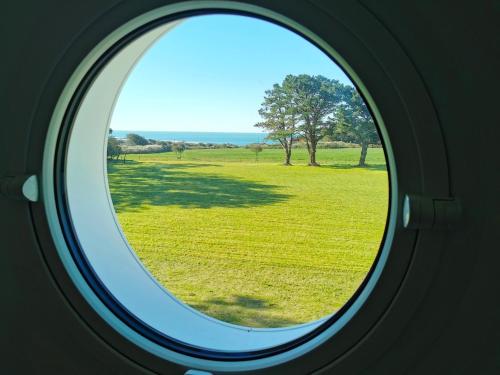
[108,147,388,327]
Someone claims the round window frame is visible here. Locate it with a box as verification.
[33,1,450,373]
[53,6,394,361]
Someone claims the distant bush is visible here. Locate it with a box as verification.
[198,143,240,149]
[120,144,171,154]
[126,133,149,146]
[317,141,359,149]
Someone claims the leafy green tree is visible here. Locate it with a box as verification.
[126,133,149,146]
[283,74,339,166]
[329,88,380,166]
[248,143,263,162]
[255,83,298,165]
[107,136,121,160]
[172,142,186,159]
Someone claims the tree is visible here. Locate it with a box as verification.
[126,133,149,146]
[283,74,340,166]
[172,143,186,159]
[329,87,380,166]
[107,136,121,160]
[255,83,298,165]
[248,143,263,162]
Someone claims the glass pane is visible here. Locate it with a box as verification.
[106,14,388,328]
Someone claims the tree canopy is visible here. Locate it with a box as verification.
[329,88,380,166]
[256,74,379,167]
[172,142,187,159]
[255,83,298,165]
[248,143,264,162]
[284,74,340,165]
[256,74,345,166]
[107,136,121,160]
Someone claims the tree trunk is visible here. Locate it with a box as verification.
[285,147,292,165]
[308,139,320,166]
[359,142,368,166]
[282,139,292,165]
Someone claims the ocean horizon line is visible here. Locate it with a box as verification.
[112,129,267,134]
[110,130,271,146]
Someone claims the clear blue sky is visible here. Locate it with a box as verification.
[110,14,353,133]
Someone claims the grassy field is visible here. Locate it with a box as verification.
[107,147,388,327]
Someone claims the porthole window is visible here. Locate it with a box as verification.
[106,13,389,330]
[42,2,409,373]
[56,8,391,360]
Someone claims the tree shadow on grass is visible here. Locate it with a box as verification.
[107,162,290,212]
[190,294,302,328]
[326,163,387,171]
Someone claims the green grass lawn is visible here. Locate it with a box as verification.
[107,147,388,327]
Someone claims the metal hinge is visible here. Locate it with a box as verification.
[403,194,461,230]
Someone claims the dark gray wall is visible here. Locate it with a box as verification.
[1,1,498,373]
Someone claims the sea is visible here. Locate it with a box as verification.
[111,130,270,146]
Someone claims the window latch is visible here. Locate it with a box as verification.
[0,175,39,202]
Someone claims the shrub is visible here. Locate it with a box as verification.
[126,133,149,146]
[107,136,122,159]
